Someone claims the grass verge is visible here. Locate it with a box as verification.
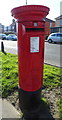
[1,52,62,96]
[0,52,18,97]
[44,64,62,89]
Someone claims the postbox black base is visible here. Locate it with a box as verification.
[18,87,41,119]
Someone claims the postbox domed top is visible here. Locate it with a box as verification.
[11,5,50,22]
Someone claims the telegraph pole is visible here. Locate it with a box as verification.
[26,0,27,5]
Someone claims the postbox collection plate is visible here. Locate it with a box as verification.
[30,37,39,53]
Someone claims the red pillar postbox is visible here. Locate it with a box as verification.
[11,5,50,119]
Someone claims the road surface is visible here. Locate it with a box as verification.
[0,40,62,67]
[44,42,62,67]
[0,40,17,54]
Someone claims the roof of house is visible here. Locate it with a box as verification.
[55,15,62,20]
[45,18,55,22]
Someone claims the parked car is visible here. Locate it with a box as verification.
[47,33,62,43]
[6,34,17,40]
[0,33,7,40]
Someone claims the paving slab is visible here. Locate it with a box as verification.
[0,98,22,119]
[0,98,2,120]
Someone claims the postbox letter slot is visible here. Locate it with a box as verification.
[26,28,44,32]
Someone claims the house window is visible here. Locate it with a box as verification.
[8,26,11,30]
[50,23,52,27]
[60,28,62,32]
[60,19,62,25]
[12,26,14,29]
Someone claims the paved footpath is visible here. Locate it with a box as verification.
[0,98,22,119]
